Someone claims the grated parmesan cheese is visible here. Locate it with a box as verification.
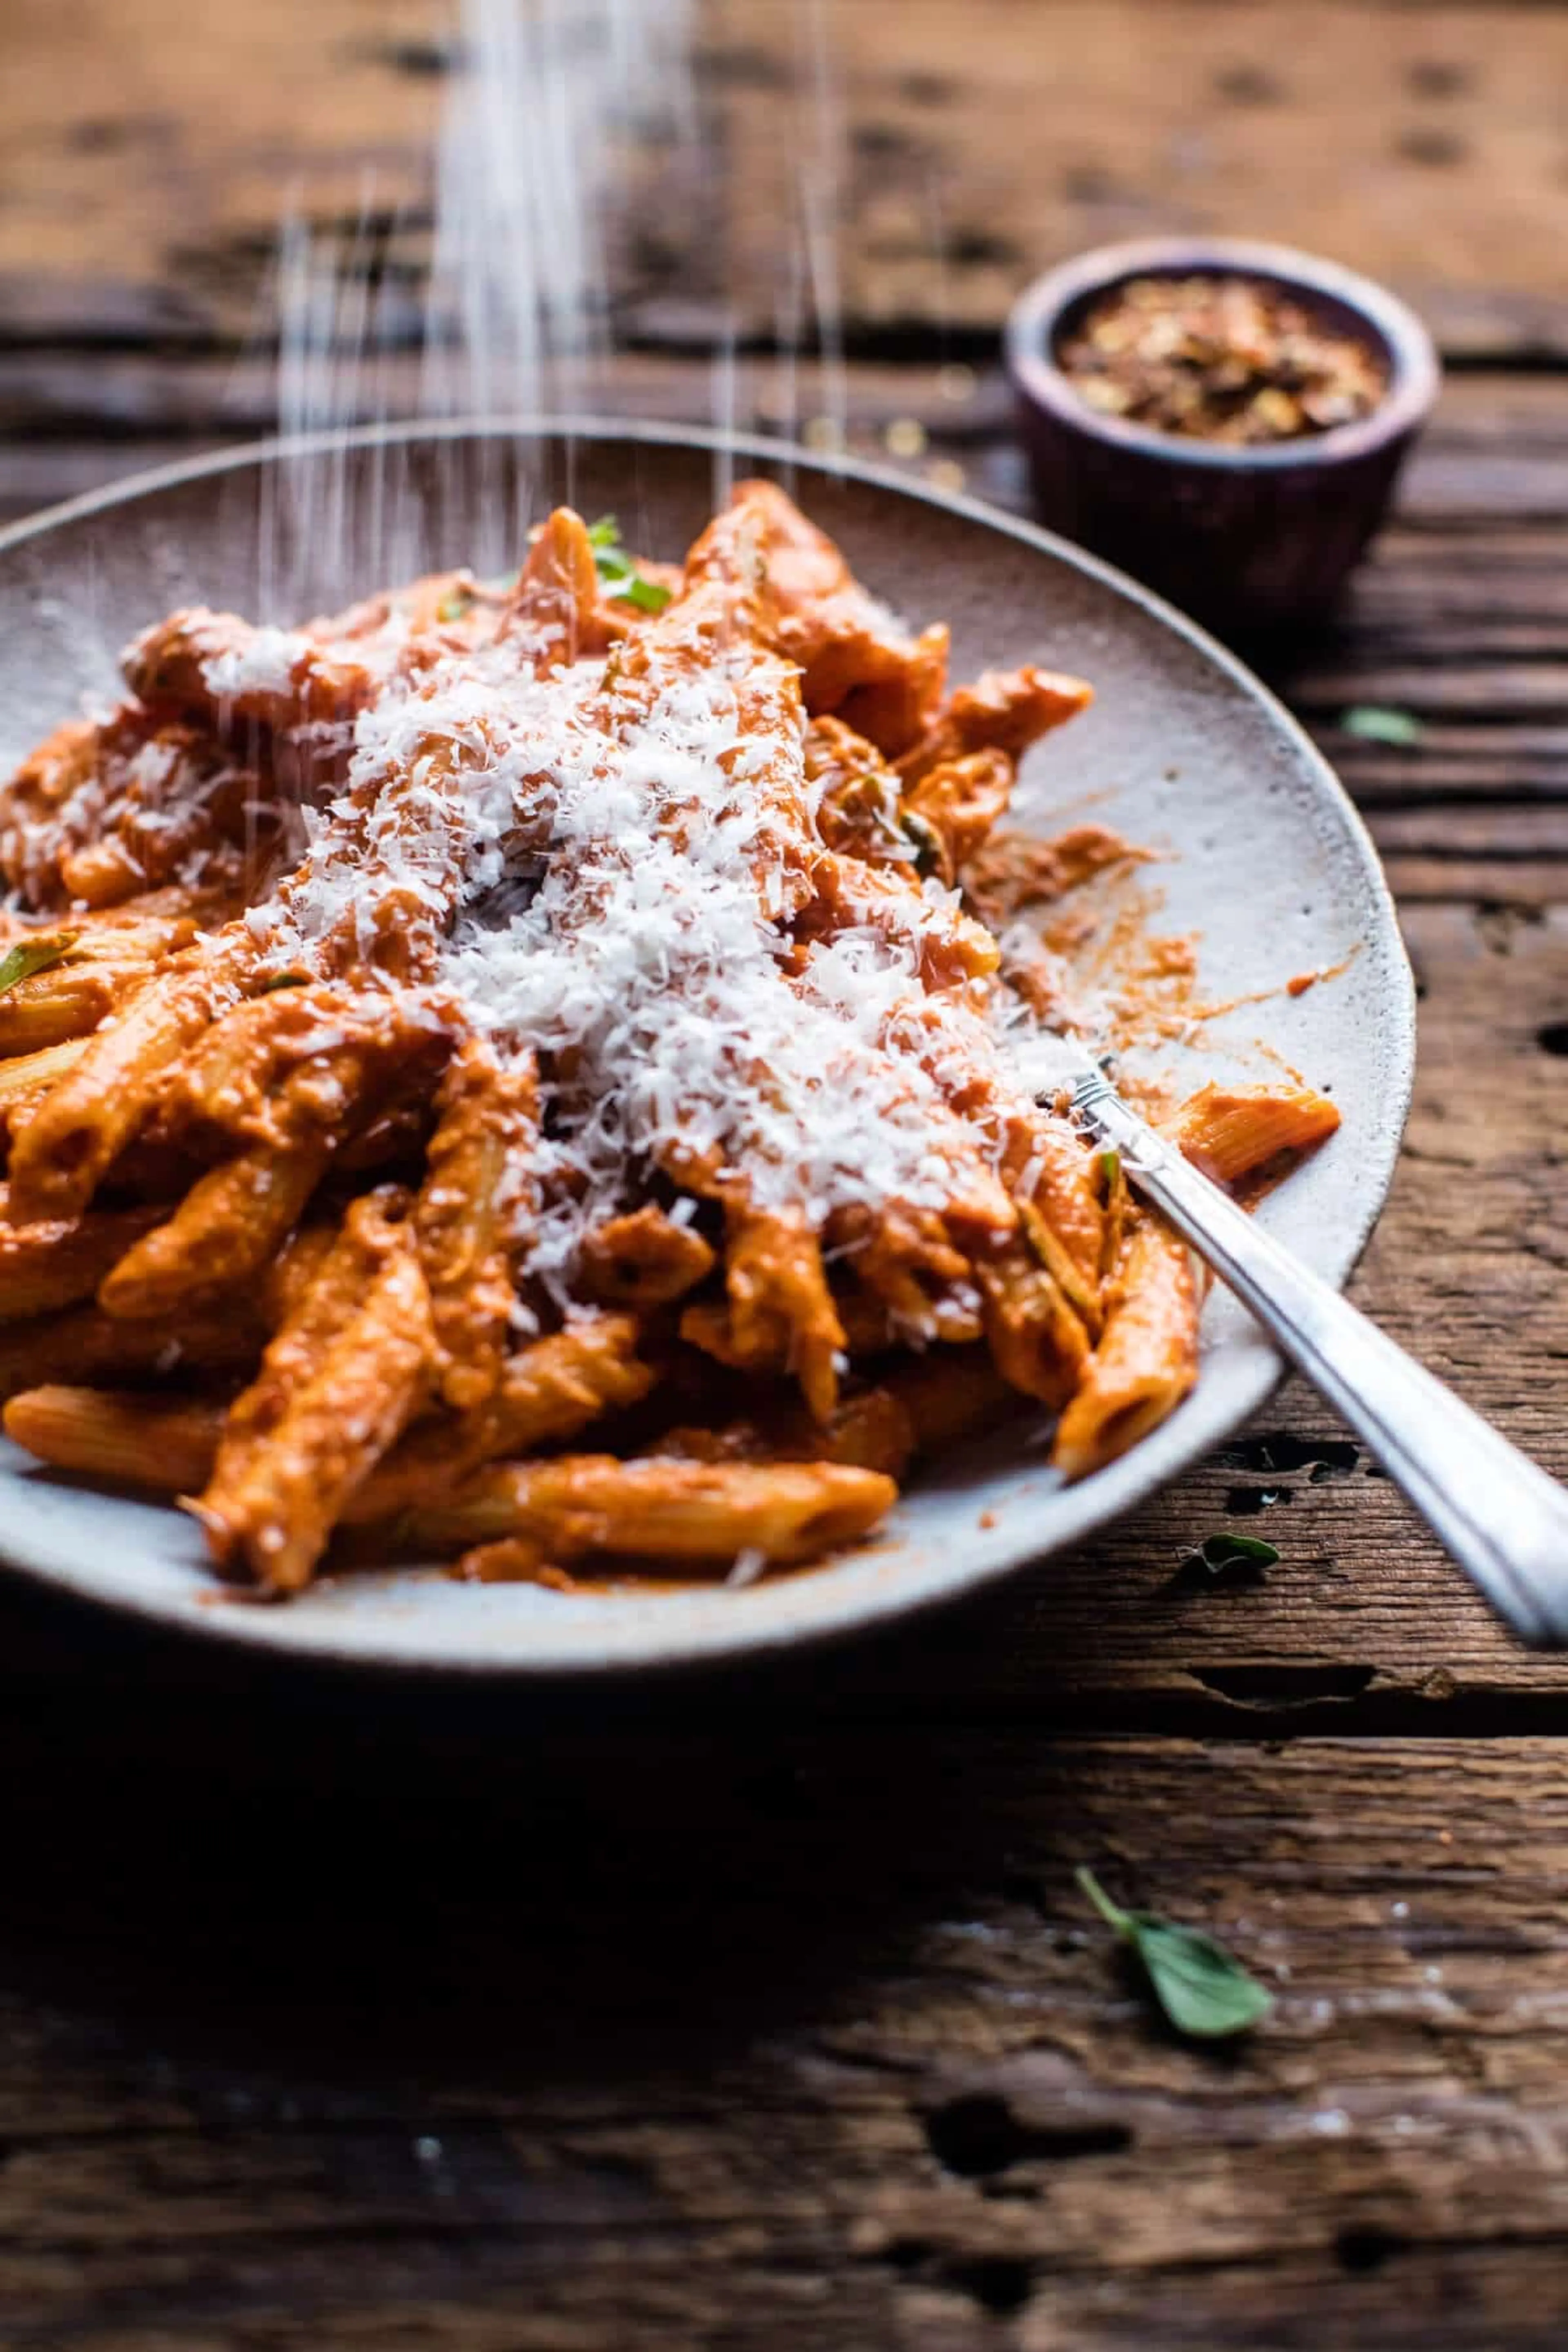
[2,584,1088,1305]
[232,616,1079,1300]
[204,625,314,700]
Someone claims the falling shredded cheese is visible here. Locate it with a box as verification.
[203,625,314,700]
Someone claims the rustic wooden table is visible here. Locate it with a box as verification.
[3,4,1568,2345]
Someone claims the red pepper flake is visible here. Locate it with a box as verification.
[1058,274,1388,446]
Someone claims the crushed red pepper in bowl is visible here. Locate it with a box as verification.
[1057,274,1389,447]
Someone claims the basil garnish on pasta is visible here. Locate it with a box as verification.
[588,515,673,614]
[0,935,78,996]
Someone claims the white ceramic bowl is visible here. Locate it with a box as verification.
[0,423,1414,1673]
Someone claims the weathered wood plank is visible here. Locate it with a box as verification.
[7,0,1568,359]
[3,9,1567,2345]
[2,1732,1568,2347]
[2,350,1565,497]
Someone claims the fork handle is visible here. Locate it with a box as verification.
[1091,1102,1568,1645]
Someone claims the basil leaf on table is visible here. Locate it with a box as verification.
[1076,1866,1274,2040]
[1188,1531,1281,1572]
[1341,704,1423,747]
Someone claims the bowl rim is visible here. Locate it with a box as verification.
[0,416,1417,1678]
[1006,234,1441,473]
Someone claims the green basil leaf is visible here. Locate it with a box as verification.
[1189,1531,1281,1570]
[1097,1146,1120,1192]
[1076,1867,1273,2040]
[0,934,78,996]
[437,586,477,623]
[617,574,673,615]
[588,518,673,612]
[259,970,311,993]
[1341,704,1423,746]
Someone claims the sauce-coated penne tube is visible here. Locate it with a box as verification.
[4,1385,224,1492]
[3,1316,657,1521]
[723,1203,846,1425]
[900,749,1015,880]
[0,1200,164,1322]
[1050,1216,1200,1481]
[0,962,123,1056]
[401,1456,897,1569]
[1163,1082,1341,1191]
[98,1141,332,1320]
[576,1206,716,1307]
[0,1301,265,1399]
[193,1194,437,1592]
[414,1040,537,1412]
[345,1315,657,1519]
[7,942,252,1221]
[895,665,1093,786]
[978,1239,1093,1410]
[483,1314,655,1455]
[102,999,437,1319]
[123,608,379,736]
[0,1037,89,1122]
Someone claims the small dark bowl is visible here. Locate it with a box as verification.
[1006,236,1440,634]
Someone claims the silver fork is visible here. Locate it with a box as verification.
[1070,1062,1568,1645]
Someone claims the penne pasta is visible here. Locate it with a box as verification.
[0,1197,164,1322]
[414,1039,537,1411]
[6,939,253,1221]
[6,1314,659,1526]
[1162,1082,1341,1192]
[97,1140,335,1321]
[191,1190,438,1592]
[0,478,1343,1604]
[0,1037,91,1125]
[4,1383,224,1493]
[1050,1216,1201,1480]
[721,1203,846,1426]
[977,1238,1093,1410]
[401,1455,898,1570]
[0,1299,265,1399]
[576,1205,717,1308]
[99,991,439,1319]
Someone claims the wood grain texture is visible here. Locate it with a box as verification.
[4,1729,1568,2348]
[4,0,1568,2341]
[7,0,1568,355]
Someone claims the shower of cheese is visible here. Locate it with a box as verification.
[264,0,696,615]
[228,1,1095,1283]
[260,0,867,612]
